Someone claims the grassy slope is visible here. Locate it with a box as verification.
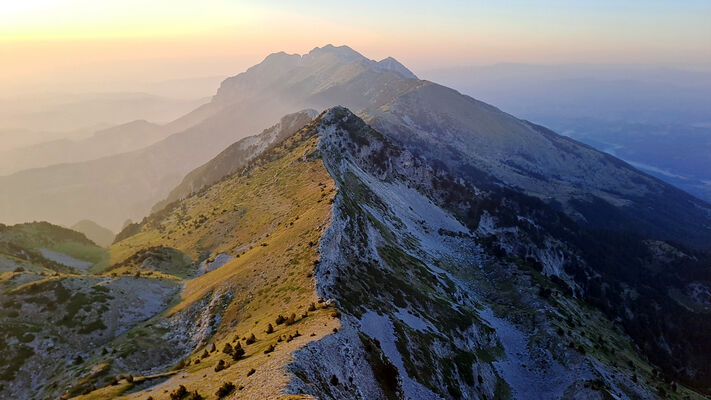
[0,222,109,272]
[109,128,330,264]
[78,123,341,399]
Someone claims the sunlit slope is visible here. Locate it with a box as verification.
[77,117,340,399]
[152,109,317,212]
[110,119,335,265]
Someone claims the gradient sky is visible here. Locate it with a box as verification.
[2,0,710,94]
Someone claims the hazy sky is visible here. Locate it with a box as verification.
[2,0,710,94]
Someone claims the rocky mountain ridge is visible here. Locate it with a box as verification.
[1,46,710,400]
[1,108,704,399]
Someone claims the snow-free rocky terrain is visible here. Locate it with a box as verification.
[1,46,711,400]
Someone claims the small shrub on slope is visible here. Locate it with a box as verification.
[245,334,256,344]
[232,342,245,360]
[222,343,233,355]
[216,382,236,398]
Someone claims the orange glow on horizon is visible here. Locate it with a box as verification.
[2,1,709,93]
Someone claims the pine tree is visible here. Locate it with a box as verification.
[266,323,274,334]
[187,391,203,400]
[214,359,227,372]
[246,333,256,344]
[174,359,186,370]
[215,382,236,398]
[232,342,245,360]
[169,385,188,400]
[222,343,233,355]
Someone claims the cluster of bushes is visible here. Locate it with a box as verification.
[221,341,245,361]
[183,304,330,395]
[105,245,174,272]
[277,330,301,343]
[275,312,297,326]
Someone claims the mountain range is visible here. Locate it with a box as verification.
[1,45,710,399]
[1,45,709,247]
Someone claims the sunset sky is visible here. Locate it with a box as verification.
[2,0,710,94]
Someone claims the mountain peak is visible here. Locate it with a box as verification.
[322,105,351,118]
[255,50,302,69]
[214,44,420,105]
[320,106,369,132]
[306,44,367,63]
[306,46,417,79]
[377,56,418,79]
